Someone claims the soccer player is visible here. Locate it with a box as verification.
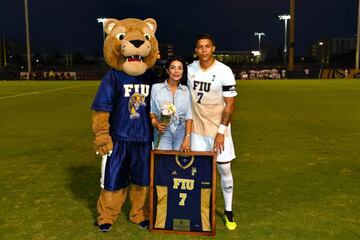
[187,33,237,230]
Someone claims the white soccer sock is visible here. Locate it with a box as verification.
[217,162,233,212]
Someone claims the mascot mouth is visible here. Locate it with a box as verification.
[125,55,144,62]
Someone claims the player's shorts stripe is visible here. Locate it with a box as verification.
[100,154,108,189]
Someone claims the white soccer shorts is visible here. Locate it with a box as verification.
[191,132,236,162]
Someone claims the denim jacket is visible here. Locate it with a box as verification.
[150,81,192,133]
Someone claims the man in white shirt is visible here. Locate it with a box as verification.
[187,33,237,230]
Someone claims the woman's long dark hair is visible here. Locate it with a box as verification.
[164,55,188,86]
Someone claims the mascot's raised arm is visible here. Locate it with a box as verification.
[90,18,159,232]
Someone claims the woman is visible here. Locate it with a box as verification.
[150,56,192,151]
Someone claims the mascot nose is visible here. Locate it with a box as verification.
[130,40,145,48]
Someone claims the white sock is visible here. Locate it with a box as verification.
[217,162,233,212]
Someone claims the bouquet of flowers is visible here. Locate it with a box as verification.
[160,102,176,124]
[156,102,177,148]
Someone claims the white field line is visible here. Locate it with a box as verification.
[0,84,96,100]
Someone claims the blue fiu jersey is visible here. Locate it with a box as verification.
[154,155,213,232]
[91,69,157,142]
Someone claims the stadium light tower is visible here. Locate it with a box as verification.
[356,0,360,69]
[289,0,296,71]
[97,18,108,42]
[319,42,324,70]
[279,14,291,66]
[24,0,32,73]
[254,32,265,53]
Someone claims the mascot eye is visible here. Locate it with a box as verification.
[144,33,151,40]
[116,33,126,40]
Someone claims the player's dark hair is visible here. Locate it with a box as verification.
[195,33,216,46]
[164,55,188,86]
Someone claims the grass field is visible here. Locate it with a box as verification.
[0,79,359,240]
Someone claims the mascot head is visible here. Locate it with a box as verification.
[103,18,159,76]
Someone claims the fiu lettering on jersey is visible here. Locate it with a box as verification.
[123,84,150,97]
[192,81,211,92]
[173,178,194,190]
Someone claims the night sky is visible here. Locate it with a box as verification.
[0,0,357,56]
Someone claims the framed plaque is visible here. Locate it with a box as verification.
[149,150,216,236]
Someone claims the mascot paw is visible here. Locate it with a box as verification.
[94,134,113,156]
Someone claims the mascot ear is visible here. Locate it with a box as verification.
[104,19,119,34]
[144,18,157,34]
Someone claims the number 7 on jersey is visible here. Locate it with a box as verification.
[197,92,204,104]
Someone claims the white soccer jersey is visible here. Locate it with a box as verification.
[187,60,237,138]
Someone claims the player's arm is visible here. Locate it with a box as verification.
[213,96,235,153]
[221,96,235,125]
[180,89,193,152]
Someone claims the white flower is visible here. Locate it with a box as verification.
[162,109,170,115]
[161,102,176,116]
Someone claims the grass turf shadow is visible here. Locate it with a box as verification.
[68,165,132,223]
[68,165,100,221]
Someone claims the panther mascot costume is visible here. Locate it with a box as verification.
[91,18,159,232]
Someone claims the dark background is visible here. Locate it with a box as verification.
[0,0,357,56]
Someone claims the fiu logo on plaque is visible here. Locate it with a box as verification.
[191,167,197,176]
